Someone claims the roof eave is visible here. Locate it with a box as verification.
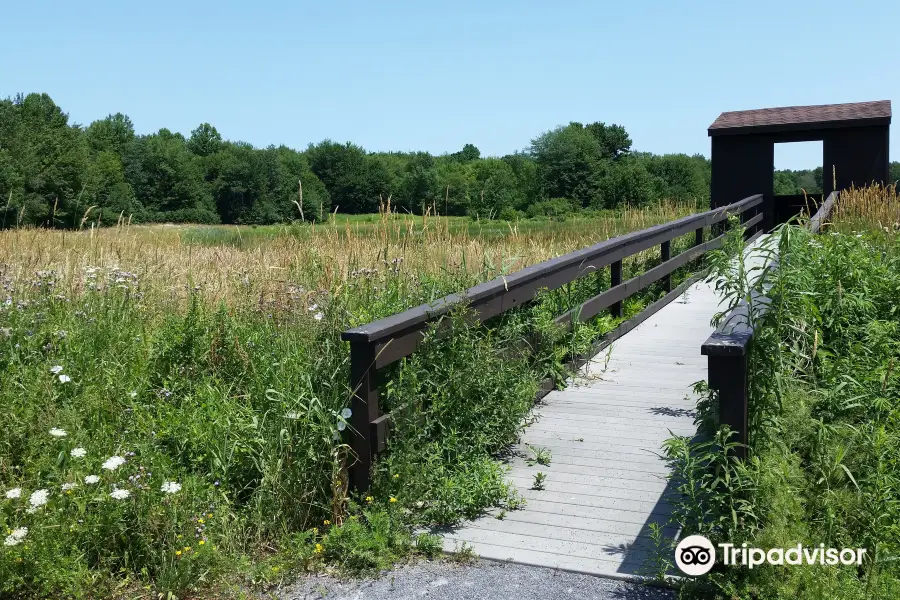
[708,116,892,137]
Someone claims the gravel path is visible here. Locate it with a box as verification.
[277,559,676,600]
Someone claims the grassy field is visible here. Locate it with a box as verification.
[662,185,900,599]
[0,201,699,598]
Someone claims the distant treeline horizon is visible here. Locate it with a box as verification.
[2,93,897,228]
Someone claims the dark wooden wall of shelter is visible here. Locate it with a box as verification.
[822,126,891,197]
[710,124,890,229]
[710,135,775,228]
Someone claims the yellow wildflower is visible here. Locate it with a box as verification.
[389,497,397,503]
[207,513,213,518]
[393,474,400,479]
[198,518,205,524]
[314,543,323,554]
[199,540,205,546]
[184,546,191,553]
[176,550,182,556]
[365,496,373,503]
[323,520,331,525]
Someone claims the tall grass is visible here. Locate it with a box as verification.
[832,182,900,237]
[0,202,702,597]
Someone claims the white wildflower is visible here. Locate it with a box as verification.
[308,303,318,311]
[49,427,67,438]
[50,365,63,374]
[5,487,22,499]
[160,481,182,494]
[285,411,300,420]
[61,482,78,491]
[70,447,87,458]
[336,420,347,432]
[109,488,131,500]
[3,527,28,547]
[84,475,100,484]
[129,391,137,398]
[58,374,71,383]
[101,456,126,471]
[29,489,49,510]
[313,312,323,321]
[341,408,352,419]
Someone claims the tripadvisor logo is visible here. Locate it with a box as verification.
[674,535,867,575]
[675,535,716,575]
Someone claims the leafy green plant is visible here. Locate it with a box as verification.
[526,445,552,467]
[641,522,674,583]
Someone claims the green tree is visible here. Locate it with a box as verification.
[398,152,440,213]
[774,170,799,195]
[813,166,824,191]
[188,123,224,158]
[125,129,218,223]
[502,153,543,207]
[450,143,481,163]
[467,158,522,217]
[256,146,330,223]
[85,113,136,156]
[307,141,394,213]
[84,150,141,224]
[585,122,632,160]
[0,93,90,227]
[206,141,266,223]
[529,123,606,208]
[433,158,473,215]
[640,153,709,202]
[597,159,658,208]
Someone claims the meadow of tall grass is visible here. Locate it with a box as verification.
[0,201,699,598]
[661,189,900,599]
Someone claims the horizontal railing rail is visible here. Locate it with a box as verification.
[344,194,764,491]
[701,190,837,457]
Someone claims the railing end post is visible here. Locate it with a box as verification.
[348,340,380,493]
[705,351,749,460]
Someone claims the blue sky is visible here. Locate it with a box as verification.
[1,0,896,169]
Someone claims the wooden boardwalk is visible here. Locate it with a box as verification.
[441,267,751,578]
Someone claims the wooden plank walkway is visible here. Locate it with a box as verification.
[442,237,772,579]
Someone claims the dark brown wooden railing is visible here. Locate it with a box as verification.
[701,190,838,457]
[342,194,764,491]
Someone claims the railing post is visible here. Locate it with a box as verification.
[704,351,749,459]
[741,205,755,240]
[610,260,622,318]
[348,341,380,493]
[660,240,671,293]
[695,227,704,247]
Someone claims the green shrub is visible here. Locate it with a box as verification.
[526,198,573,221]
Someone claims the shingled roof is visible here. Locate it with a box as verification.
[709,100,891,135]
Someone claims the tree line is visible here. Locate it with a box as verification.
[2,93,896,228]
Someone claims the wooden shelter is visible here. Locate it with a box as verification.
[709,100,891,228]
